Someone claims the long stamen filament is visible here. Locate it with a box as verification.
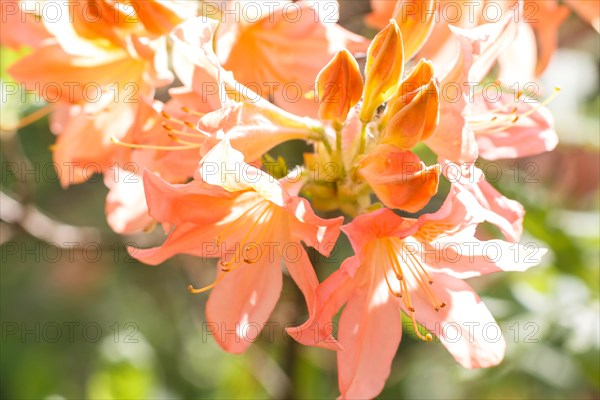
[5,104,54,131]
[181,106,206,117]
[110,137,201,150]
[163,123,207,138]
[469,86,561,132]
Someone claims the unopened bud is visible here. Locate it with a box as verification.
[359,20,404,123]
[380,67,440,149]
[316,49,364,123]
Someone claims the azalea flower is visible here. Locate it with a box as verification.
[104,99,200,234]
[289,185,546,399]
[7,1,193,187]
[201,0,369,116]
[131,139,343,353]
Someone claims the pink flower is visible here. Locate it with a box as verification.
[131,139,343,353]
[289,186,545,399]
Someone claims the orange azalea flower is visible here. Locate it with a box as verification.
[132,139,343,353]
[104,99,200,234]
[7,1,191,187]
[289,186,546,399]
[167,16,326,162]
[204,0,369,117]
[411,0,594,83]
[426,18,558,164]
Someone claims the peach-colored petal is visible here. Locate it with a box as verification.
[52,101,138,187]
[337,277,402,400]
[104,167,153,234]
[217,0,369,117]
[341,208,413,255]
[410,273,506,369]
[287,197,343,255]
[284,246,319,323]
[8,43,144,105]
[287,256,359,351]
[425,25,479,163]
[394,0,438,60]
[130,0,191,35]
[497,22,537,85]
[206,256,282,353]
[529,1,570,75]
[198,139,290,207]
[141,170,235,226]
[565,0,600,32]
[130,223,218,265]
[451,167,525,242]
[0,0,50,49]
[358,144,440,212]
[423,238,547,279]
[195,102,318,163]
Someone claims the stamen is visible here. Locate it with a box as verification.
[110,136,201,150]
[212,201,274,269]
[167,133,204,146]
[469,86,561,133]
[379,238,441,342]
[187,274,226,294]
[5,104,54,131]
[163,123,208,139]
[181,106,206,117]
[161,111,183,125]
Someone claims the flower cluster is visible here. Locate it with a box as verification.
[4,0,597,398]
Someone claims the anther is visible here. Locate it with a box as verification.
[181,106,206,117]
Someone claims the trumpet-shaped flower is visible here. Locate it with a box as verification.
[289,186,546,399]
[131,139,343,353]
[206,0,369,116]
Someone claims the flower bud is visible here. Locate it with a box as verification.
[358,144,440,212]
[380,60,439,149]
[379,58,435,126]
[316,49,364,123]
[359,19,404,123]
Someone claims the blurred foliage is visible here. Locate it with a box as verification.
[1,7,599,400]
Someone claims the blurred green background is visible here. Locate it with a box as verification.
[1,6,599,400]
